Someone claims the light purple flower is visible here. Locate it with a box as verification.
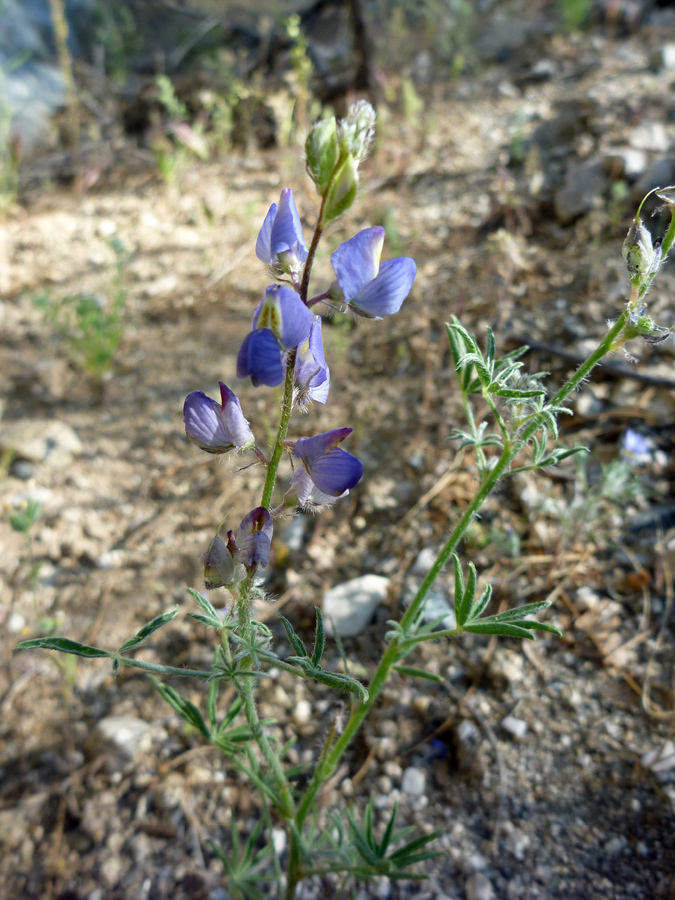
[256,188,308,274]
[294,317,330,406]
[183,382,254,453]
[291,427,363,507]
[252,285,315,348]
[330,226,416,319]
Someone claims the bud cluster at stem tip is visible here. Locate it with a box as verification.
[305,101,377,226]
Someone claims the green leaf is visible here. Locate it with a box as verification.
[478,599,551,621]
[393,665,443,683]
[14,637,110,658]
[311,606,326,668]
[486,327,495,367]
[379,802,398,856]
[279,617,308,658]
[465,583,493,622]
[452,553,466,621]
[117,608,179,653]
[463,621,536,640]
[187,588,223,628]
[388,829,444,865]
[492,387,546,399]
[207,677,219,731]
[149,676,210,738]
[312,670,369,702]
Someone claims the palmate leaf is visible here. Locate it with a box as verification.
[14,637,110,659]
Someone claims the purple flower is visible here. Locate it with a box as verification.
[256,189,308,274]
[294,317,330,406]
[291,427,363,507]
[183,382,254,453]
[202,507,274,588]
[235,506,273,570]
[238,286,315,387]
[330,226,416,318]
[237,329,285,387]
[203,534,237,589]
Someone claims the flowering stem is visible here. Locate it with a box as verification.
[261,352,297,510]
[300,199,326,304]
[236,577,295,819]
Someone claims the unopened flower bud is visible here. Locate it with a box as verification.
[338,100,376,167]
[320,154,358,227]
[305,117,339,196]
[203,535,236,589]
[622,220,660,281]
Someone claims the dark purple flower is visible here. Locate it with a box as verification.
[294,317,330,406]
[256,188,308,274]
[202,508,274,588]
[330,226,416,318]
[237,329,285,387]
[203,534,237,589]
[291,427,363,506]
[183,382,254,453]
[235,506,273,570]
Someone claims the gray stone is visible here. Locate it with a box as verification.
[631,158,675,203]
[465,872,495,900]
[323,574,389,637]
[94,715,153,767]
[0,420,82,467]
[401,766,426,796]
[554,161,608,224]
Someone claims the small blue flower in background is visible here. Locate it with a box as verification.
[294,317,330,407]
[330,226,417,318]
[183,382,254,453]
[238,285,315,387]
[256,188,308,275]
[622,429,652,461]
[291,427,363,506]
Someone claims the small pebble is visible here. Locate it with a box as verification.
[501,716,528,740]
[401,766,426,796]
[465,872,495,900]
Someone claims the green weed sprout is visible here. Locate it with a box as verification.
[33,238,128,386]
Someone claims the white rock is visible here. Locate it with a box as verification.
[501,716,528,740]
[95,716,152,764]
[465,872,496,900]
[401,766,426,796]
[642,741,675,774]
[323,574,389,637]
[272,828,286,855]
[293,699,312,725]
[7,611,26,634]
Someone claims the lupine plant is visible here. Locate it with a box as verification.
[15,102,675,897]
